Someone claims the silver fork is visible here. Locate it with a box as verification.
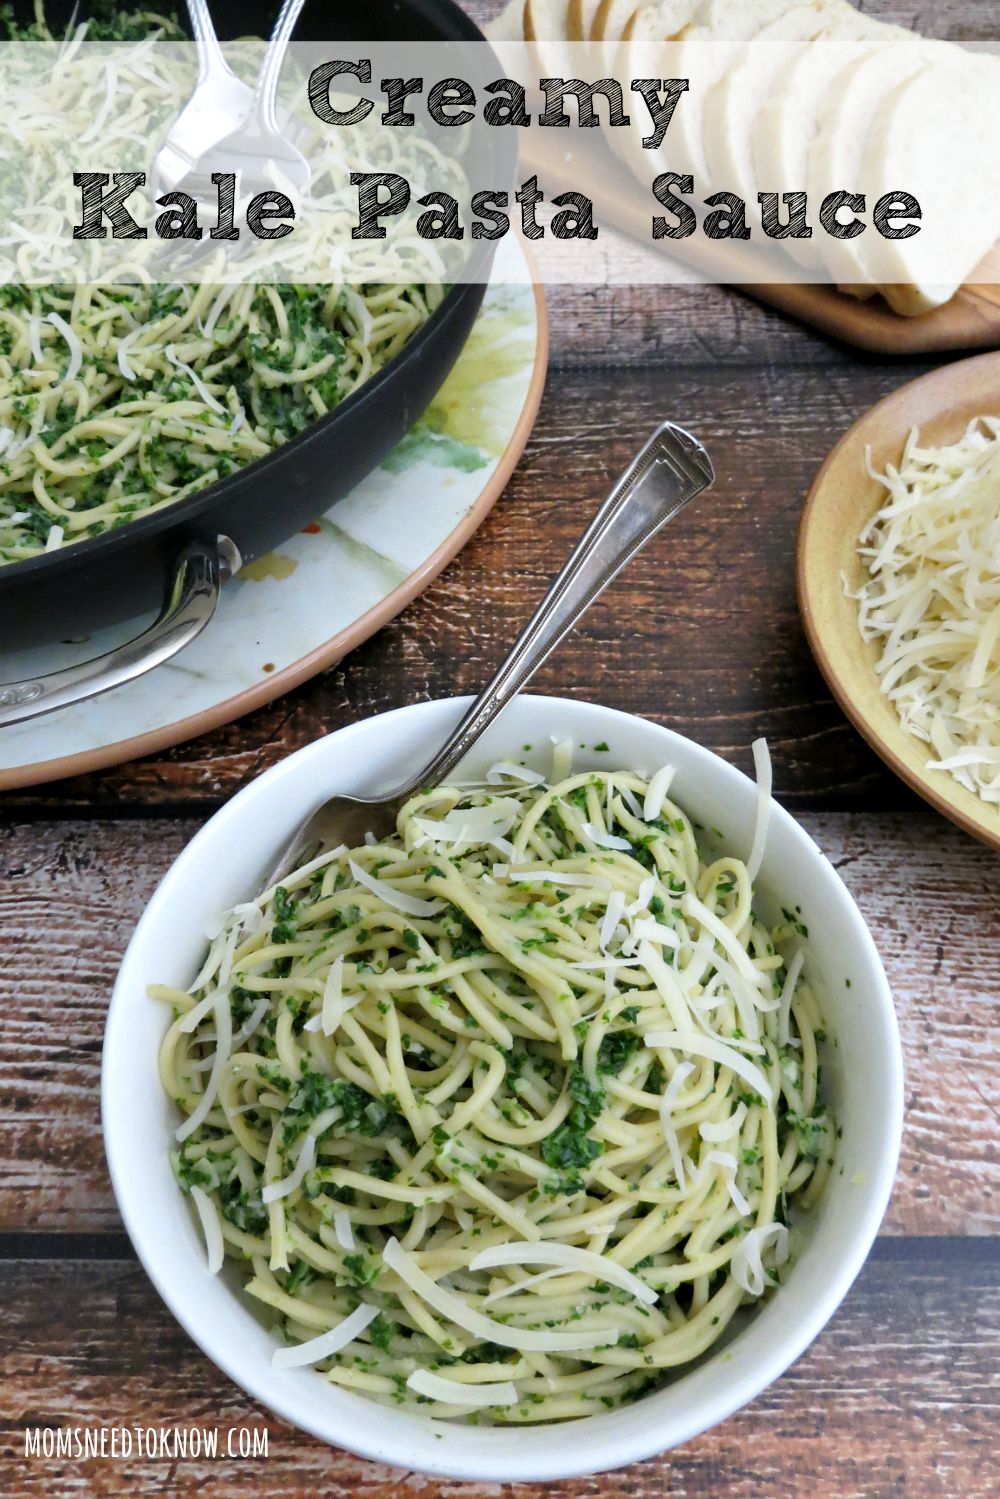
[196,0,310,196]
[153,0,309,205]
[151,0,254,199]
[258,421,714,893]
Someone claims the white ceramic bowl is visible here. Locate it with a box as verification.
[103,696,903,1482]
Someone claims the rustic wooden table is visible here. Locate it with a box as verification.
[2,4,998,1494]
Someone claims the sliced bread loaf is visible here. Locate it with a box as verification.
[751,18,886,268]
[807,36,940,293]
[702,2,855,209]
[859,57,1000,312]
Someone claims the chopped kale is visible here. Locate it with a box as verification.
[219,1177,268,1237]
[284,1259,318,1295]
[271,886,299,944]
[785,1110,831,1162]
[541,1066,606,1188]
[342,1252,381,1287]
[597,1029,640,1076]
[368,1313,396,1352]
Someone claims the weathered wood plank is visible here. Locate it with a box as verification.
[855,0,1000,34]
[1,812,996,1235]
[0,1241,996,1498]
[543,283,850,368]
[1,361,959,813]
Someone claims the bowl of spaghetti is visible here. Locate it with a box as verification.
[104,696,902,1479]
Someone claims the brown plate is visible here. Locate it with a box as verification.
[797,351,1000,851]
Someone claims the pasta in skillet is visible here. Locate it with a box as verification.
[0,2,456,562]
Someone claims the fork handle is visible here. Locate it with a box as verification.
[186,0,227,81]
[393,421,714,796]
[254,0,308,131]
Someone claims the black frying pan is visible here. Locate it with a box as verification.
[0,0,512,725]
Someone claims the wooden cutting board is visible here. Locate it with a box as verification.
[522,134,1000,355]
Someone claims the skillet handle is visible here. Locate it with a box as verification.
[0,536,241,729]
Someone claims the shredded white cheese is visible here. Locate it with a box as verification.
[381,1238,620,1353]
[272,1302,379,1369]
[230,997,270,1053]
[348,860,444,918]
[166,343,227,414]
[175,991,232,1143]
[777,948,806,1048]
[486,761,546,786]
[583,821,632,852]
[189,1184,224,1274]
[731,1223,789,1297]
[681,892,770,991]
[630,917,680,949]
[116,328,142,381]
[482,1266,565,1305]
[262,1133,316,1204]
[626,876,656,917]
[496,867,611,889]
[469,1242,658,1306]
[599,889,626,951]
[45,312,82,385]
[332,1207,355,1251]
[659,1060,694,1189]
[306,954,347,1037]
[78,60,118,144]
[856,418,1000,810]
[643,763,676,822]
[705,1149,751,1216]
[700,1101,748,1142]
[550,738,573,781]
[644,1029,773,1104]
[746,738,772,883]
[413,798,522,847]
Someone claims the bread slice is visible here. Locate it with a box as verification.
[567,0,604,40]
[652,0,807,185]
[807,37,941,295]
[751,19,887,268]
[590,0,694,69]
[523,0,569,42]
[591,0,645,75]
[611,1,701,175]
[523,0,573,77]
[702,2,854,209]
[859,57,1000,313]
[485,0,527,41]
[693,0,805,36]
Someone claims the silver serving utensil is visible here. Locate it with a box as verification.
[194,0,310,197]
[258,421,714,891]
[151,0,254,199]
